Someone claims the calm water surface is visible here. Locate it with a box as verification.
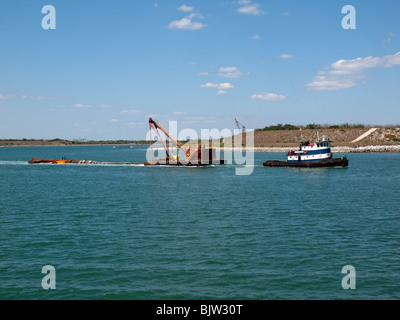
[0,145,399,299]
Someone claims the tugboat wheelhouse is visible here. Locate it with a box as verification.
[287,135,332,163]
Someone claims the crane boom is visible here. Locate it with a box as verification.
[149,118,185,152]
[148,117,194,162]
[234,117,246,133]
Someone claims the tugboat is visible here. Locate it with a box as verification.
[263,135,348,167]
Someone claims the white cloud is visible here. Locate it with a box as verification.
[168,17,206,30]
[121,109,141,114]
[217,90,228,94]
[198,72,209,76]
[188,13,204,20]
[178,4,194,12]
[217,66,243,78]
[110,119,118,123]
[200,82,234,90]
[279,53,293,59]
[72,103,91,108]
[251,92,286,101]
[0,94,57,101]
[0,94,17,100]
[306,51,400,91]
[306,77,358,91]
[168,6,206,30]
[237,4,261,15]
[251,35,261,39]
[237,1,263,15]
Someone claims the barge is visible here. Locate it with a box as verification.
[28,118,226,167]
[28,157,226,166]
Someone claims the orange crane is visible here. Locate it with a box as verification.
[148,117,194,163]
[148,117,222,165]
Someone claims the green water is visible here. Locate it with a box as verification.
[0,146,399,299]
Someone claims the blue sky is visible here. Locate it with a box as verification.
[0,0,399,140]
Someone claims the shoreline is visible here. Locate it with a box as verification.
[0,143,146,148]
[1,144,400,153]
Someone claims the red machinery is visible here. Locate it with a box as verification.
[148,117,223,165]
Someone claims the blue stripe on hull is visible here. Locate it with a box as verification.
[301,148,331,155]
[288,156,332,163]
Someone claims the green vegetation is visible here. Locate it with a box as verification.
[258,124,300,131]
[257,123,369,131]
[69,139,153,145]
[0,139,153,146]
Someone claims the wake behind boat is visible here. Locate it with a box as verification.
[263,135,348,168]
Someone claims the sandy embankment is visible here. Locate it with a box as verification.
[215,145,400,153]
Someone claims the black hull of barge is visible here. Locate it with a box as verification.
[263,156,348,168]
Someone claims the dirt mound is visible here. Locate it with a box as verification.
[251,127,400,147]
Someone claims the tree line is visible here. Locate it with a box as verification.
[255,123,392,131]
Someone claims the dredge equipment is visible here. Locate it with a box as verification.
[28,118,226,167]
[147,117,226,166]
